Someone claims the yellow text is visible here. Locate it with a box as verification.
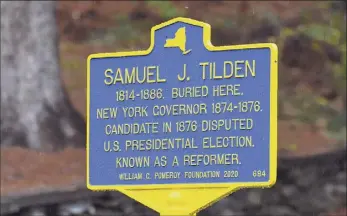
[183,153,240,166]
[125,138,197,151]
[200,60,256,80]
[152,103,207,117]
[116,156,150,168]
[202,136,254,148]
[104,66,166,85]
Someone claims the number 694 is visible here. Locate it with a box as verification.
[252,170,266,177]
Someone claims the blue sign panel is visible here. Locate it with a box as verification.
[87,18,277,187]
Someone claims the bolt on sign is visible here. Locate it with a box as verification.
[86,17,278,216]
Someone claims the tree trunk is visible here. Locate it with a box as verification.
[1,1,85,151]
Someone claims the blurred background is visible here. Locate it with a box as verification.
[59,1,346,156]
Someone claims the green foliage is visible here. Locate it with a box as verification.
[88,15,146,47]
[145,1,185,19]
[276,2,346,142]
[89,2,186,46]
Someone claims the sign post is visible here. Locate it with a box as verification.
[86,17,278,216]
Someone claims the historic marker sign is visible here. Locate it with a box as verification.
[87,17,278,215]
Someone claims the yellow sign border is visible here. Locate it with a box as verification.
[86,17,278,215]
